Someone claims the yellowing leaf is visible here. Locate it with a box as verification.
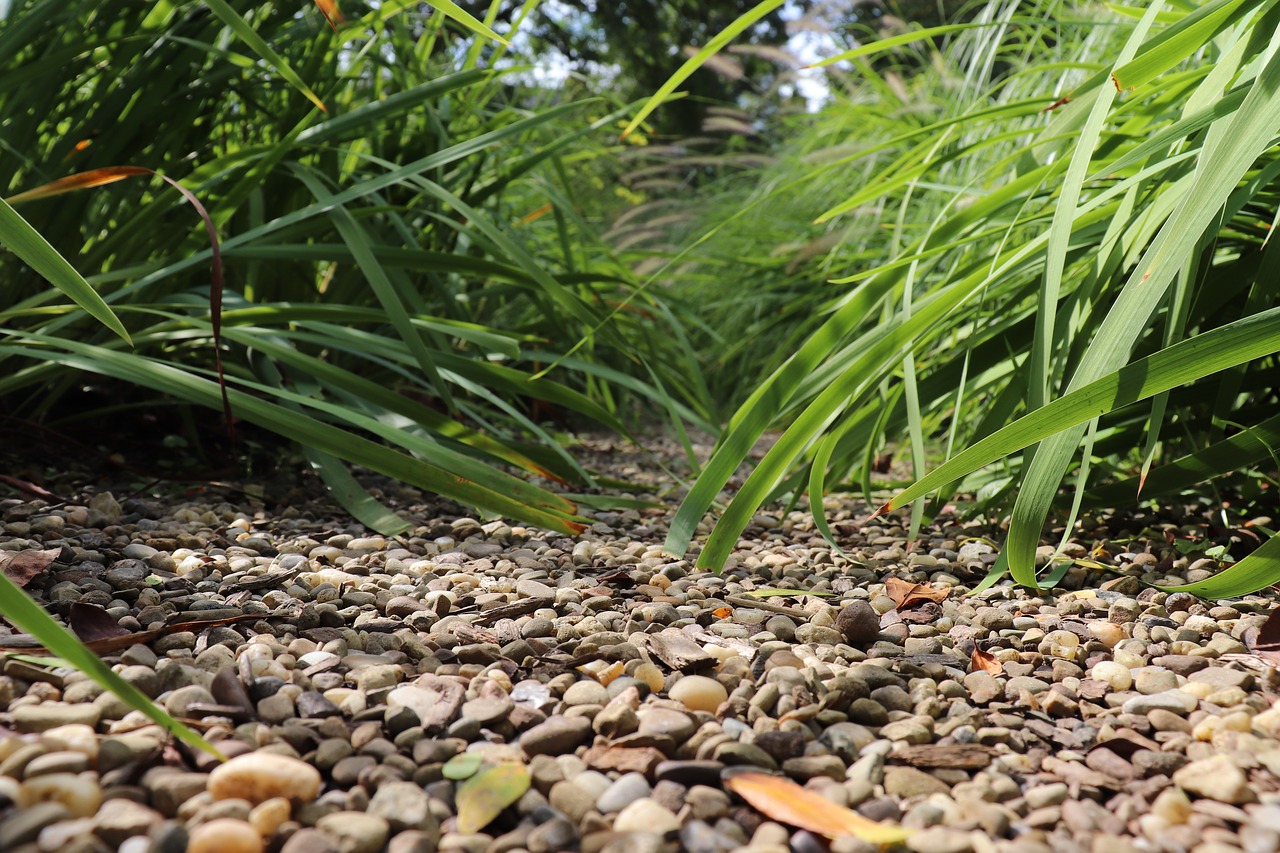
[725,772,912,844]
[456,763,530,833]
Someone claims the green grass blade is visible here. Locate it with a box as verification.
[0,199,130,344]
[1157,530,1280,597]
[0,572,220,755]
[1004,33,1280,585]
[202,0,327,112]
[620,0,786,139]
[876,305,1280,519]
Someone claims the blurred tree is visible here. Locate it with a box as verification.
[529,0,808,136]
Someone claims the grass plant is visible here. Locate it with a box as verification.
[644,0,1280,595]
[0,0,706,752]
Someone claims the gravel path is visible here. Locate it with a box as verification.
[1,435,1278,853]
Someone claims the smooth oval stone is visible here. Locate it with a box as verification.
[668,676,727,713]
[208,753,322,805]
[188,818,263,853]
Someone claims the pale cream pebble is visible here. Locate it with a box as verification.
[207,753,321,805]
[1138,814,1170,840]
[1206,687,1249,707]
[702,645,740,663]
[19,772,103,817]
[1112,649,1146,668]
[188,818,263,853]
[323,688,367,716]
[1181,681,1216,700]
[1090,661,1132,691]
[1253,705,1280,737]
[39,725,99,763]
[668,675,728,713]
[1194,712,1252,742]
[1150,787,1193,824]
[248,797,291,837]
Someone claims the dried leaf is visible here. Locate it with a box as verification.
[443,752,483,781]
[884,577,949,609]
[725,772,912,843]
[970,648,1003,675]
[456,763,530,833]
[0,549,60,589]
[69,602,131,643]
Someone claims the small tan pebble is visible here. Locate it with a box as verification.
[315,811,390,853]
[632,663,665,694]
[1150,787,1193,824]
[188,818,263,853]
[38,725,98,763]
[1087,621,1125,648]
[19,773,102,818]
[668,675,727,713]
[613,798,680,835]
[208,753,321,805]
[249,797,292,836]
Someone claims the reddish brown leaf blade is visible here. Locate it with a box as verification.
[0,549,61,589]
[1043,94,1072,112]
[5,166,152,203]
[725,772,911,843]
[0,475,61,502]
[970,648,1003,675]
[313,0,344,30]
[69,602,132,643]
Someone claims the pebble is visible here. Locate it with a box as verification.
[188,818,263,853]
[668,675,727,712]
[613,798,680,835]
[1172,755,1253,804]
[207,753,322,804]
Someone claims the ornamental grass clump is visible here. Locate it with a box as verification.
[650,0,1280,595]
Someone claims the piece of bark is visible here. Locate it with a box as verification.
[891,744,997,770]
[638,628,716,672]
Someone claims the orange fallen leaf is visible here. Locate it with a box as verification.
[884,577,948,609]
[970,648,1003,675]
[725,772,912,844]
